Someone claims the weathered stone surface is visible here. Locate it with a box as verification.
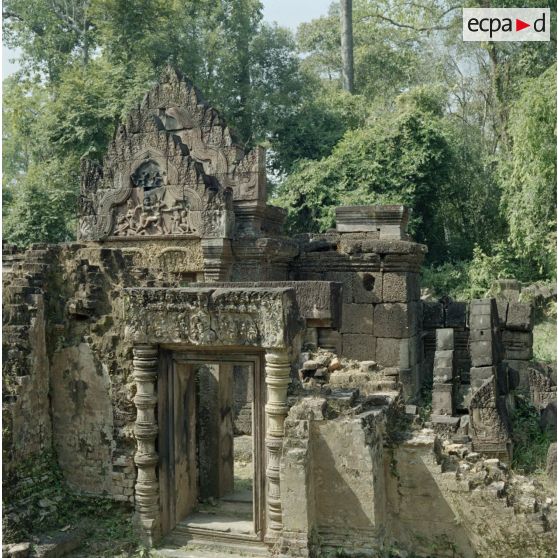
[436,328,454,351]
[546,443,557,483]
[51,343,114,494]
[432,383,454,415]
[541,401,557,436]
[123,286,303,348]
[502,330,533,360]
[445,302,468,328]
[506,302,534,331]
[335,204,408,239]
[376,337,404,368]
[200,281,341,326]
[382,272,420,303]
[352,272,383,304]
[342,334,376,361]
[341,303,374,334]
[373,303,417,339]
[470,366,497,390]
[422,302,443,328]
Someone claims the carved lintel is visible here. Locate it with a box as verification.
[132,344,160,545]
[264,349,291,540]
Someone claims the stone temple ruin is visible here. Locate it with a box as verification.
[3,68,556,557]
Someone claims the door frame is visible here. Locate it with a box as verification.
[158,349,266,541]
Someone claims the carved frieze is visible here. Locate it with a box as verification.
[123,287,302,349]
[469,377,512,459]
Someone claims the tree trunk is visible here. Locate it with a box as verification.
[340,0,354,93]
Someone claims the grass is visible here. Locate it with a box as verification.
[65,499,147,557]
[510,394,552,474]
[533,318,557,363]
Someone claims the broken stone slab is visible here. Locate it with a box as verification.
[3,543,31,558]
[32,529,84,558]
[360,360,378,372]
[335,205,409,238]
[430,415,460,426]
[436,328,454,351]
[506,302,534,332]
[327,357,342,372]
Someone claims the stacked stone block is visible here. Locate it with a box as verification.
[497,299,534,390]
[431,329,455,416]
[422,299,470,410]
[469,299,504,393]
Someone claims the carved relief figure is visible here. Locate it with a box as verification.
[131,159,166,192]
[114,199,140,236]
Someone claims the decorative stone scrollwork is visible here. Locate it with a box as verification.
[264,349,291,540]
[132,344,160,544]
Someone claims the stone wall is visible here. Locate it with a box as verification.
[291,221,426,400]
[3,244,54,469]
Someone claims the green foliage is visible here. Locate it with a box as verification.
[273,86,453,255]
[500,64,557,279]
[269,84,370,175]
[2,0,556,289]
[511,395,552,474]
[4,157,78,245]
[533,319,557,364]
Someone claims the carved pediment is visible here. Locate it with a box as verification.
[78,67,273,242]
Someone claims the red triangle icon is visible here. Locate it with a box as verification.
[516,18,530,31]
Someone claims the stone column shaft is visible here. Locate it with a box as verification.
[133,344,160,544]
[264,349,291,541]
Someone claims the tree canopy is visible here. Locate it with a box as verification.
[3,0,556,290]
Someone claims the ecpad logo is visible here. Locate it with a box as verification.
[463,8,550,42]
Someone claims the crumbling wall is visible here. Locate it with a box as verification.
[50,343,113,494]
[3,244,54,468]
[386,430,556,558]
[291,206,427,401]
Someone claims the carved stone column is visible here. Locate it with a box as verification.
[132,344,160,544]
[264,349,291,541]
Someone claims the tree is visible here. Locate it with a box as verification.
[340,0,354,92]
[500,64,557,278]
[2,0,308,246]
[273,87,454,258]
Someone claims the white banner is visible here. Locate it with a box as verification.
[463,8,550,42]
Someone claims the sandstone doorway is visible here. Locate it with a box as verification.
[158,351,266,543]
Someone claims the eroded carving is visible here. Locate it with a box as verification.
[123,287,300,349]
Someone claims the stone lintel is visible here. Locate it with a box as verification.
[195,281,341,328]
[123,286,303,348]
